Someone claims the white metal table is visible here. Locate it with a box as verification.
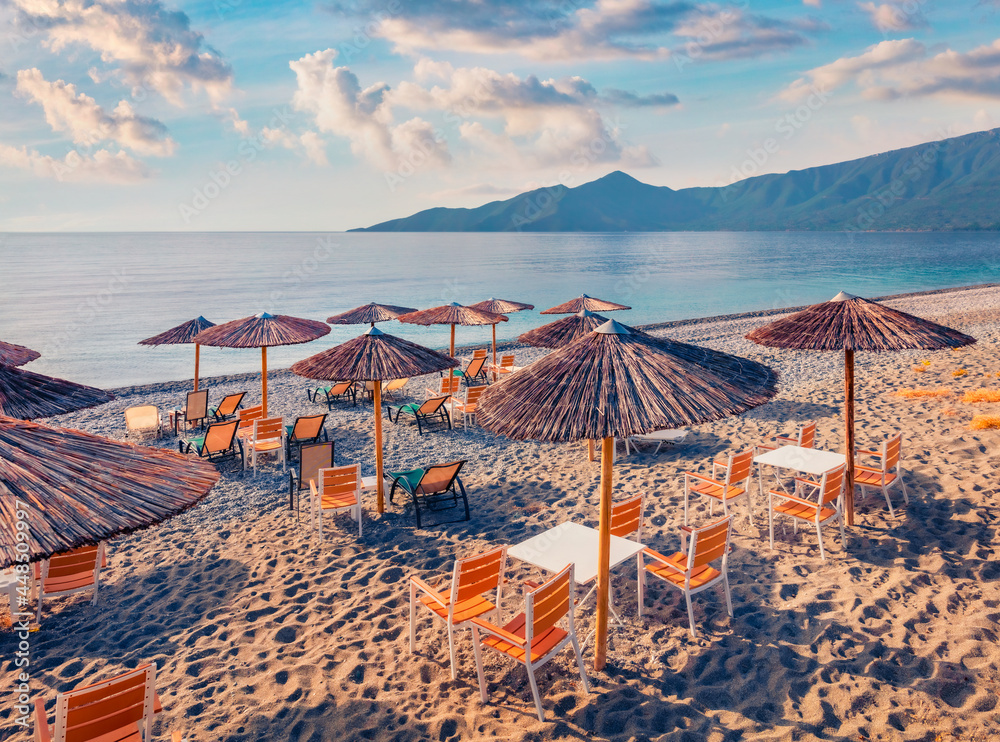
[508,522,645,641]
[754,445,846,499]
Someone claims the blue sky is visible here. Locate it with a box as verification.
[1,0,999,231]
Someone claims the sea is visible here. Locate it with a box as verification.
[2,231,999,389]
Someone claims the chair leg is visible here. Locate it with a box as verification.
[637,555,645,617]
[472,626,488,703]
[882,484,896,517]
[768,500,775,550]
[838,514,847,550]
[899,472,909,503]
[685,592,697,637]
[409,584,417,653]
[723,573,733,618]
[447,624,458,680]
[683,484,690,526]
[815,521,826,561]
[571,634,590,693]
[526,663,546,722]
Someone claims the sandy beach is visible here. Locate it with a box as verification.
[6,285,1000,741]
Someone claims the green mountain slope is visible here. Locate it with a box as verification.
[353,128,1000,232]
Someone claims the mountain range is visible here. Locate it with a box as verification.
[353,128,1000,232]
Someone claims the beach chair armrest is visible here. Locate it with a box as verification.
[684,471,719,486]
[34,699,51,742]
[774,435,797,445]
[771,492,817,509]
[792,476,820,488]
[641,548,686,574]
[471,617,526,647]
[679,525,693,534]
[856,448,882,457]
[409,576,448,607]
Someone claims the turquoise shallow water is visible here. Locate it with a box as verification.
[1,231,999,388]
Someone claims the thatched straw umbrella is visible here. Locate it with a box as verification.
[0,340,40,367]
[468,298,534,374]
[291,327,458,513]
[0,365,114,420]
[478,320,777,670]
[746,291,975,524]
[194,313,330,416]
[0,416,219,567]
[520,309,611,349]
[397,303,507,357]
[540,294,631,315]
[326,302,418,328]
[138,316,216,391]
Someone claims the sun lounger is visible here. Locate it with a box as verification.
[285,413,328,460]
[179,419,243,468]
[387,395,452,435]
[388,460,469,527]
[209,391,246,422]
[307,380,357,408]
[288,440,334,516]
[171,389,208,434]
[624,428,689,454]
[124,405,161,440]
[34,543,104,624]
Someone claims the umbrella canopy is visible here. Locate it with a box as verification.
[194,312,330,415]
[0,340,40,367]
[397,303,507,357]
[469,298,535,375]
[138,316,216,391]
[0,415,219,567]
[746,290,976,523]
[326,302,418,327]
[478,320,777,669]
[540,294,631,315]
[291,327,458,512]
[0,365,114,420]
[520,309,611,349]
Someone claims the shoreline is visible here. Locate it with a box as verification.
[108,281,1000,397]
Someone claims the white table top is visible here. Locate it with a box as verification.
[754,445,846,476]
[508,522,646,585]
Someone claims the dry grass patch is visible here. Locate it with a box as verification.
[952,368,968,377]
[962,389,1000,403]
[970,415,1000,430]
[912,365,928,373]
[894,388,952,399]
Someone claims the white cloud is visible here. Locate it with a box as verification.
[259,127,330,166]
[289,49,450,172]
[9,0,233,106]
[782,38,1000,103]
[857,2,926,32]
[15,68,176,156]
[0,142,151,182]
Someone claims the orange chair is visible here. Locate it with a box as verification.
[768,462,847,561]
[310,464,362,538]
[472,564,590,722]
[472,348,488,359]
[449,385,487,430]
[284,413,328,460]
[491,354,519,380]
[124,405,161,440]
[34,543,104,624]
[757,420,817,453]
[171,389,208,434]
[178,419,242,467]
[683,450,754,526]
[856,433,908,516]
[453,356,490,387]
[426,376,461,398]
[209,391,246,422]
[33,662,183,742]
[638,515,734,636]
[235,404,264,440]
[247,417,286,475]
[288,440,334,515]
[409,545,507,679]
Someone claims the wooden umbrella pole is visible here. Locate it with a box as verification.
[844,349,855,526]
[450,324,456,357]
[261,346,268,417]
[588,439,595,461]
[595,435,614,671]
[492,324,498,381]
[374,379,385,513]
[194,343,200,391]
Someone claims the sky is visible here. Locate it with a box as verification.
[1,0,1000,231]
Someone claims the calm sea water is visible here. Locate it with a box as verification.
[2,232,999,388]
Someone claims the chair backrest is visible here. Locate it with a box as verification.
[499,355,515,368]
[472,349,488,359]
[799,421,817,448]
[37,544,101,585]
[609,494,643,539]
[416,460,465,495]
[53,662,156,742]
[185,390,208,420]
[238,405,264,431]
[330,380,353,395]
[291,414,326,441]
[526,563,574,646]
[452,545,507,607]
[726,449,754,485]
[253,417,284,442]
[385,378,409,392]
[465,357,487,377]
[216,391,246,417]
[124,405,158,431]
[297,441,334,491]
[317,464,360,501]
[819,463,846,506]
[883,433,902,470]
[687,515,733,571]
[203,420,238,453]
[464,385,487,405]
[419,396,449,414]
